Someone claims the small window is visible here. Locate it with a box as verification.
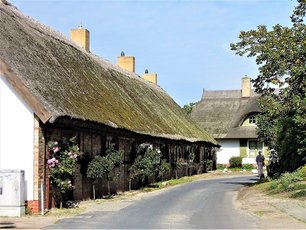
[249,116,257,124]
[248,140,263,157]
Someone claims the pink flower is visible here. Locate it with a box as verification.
[53,147,59,153]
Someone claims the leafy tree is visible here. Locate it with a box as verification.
[129,143,167,188]
[230,0,305,172]
[87,146,122,198]
[86,155,104,200]
[159,159,171,181]
[182,102,196,115]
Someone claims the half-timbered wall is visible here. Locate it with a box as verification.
[45,122,215,201]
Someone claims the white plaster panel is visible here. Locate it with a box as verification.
[0,76,34,200]
[242,157,257,165]
[216,139,240,164]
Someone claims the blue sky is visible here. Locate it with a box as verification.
[10,0,295,106]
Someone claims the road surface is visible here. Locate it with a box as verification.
[47,176,259,229]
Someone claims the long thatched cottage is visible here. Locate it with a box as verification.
[0,2,217,214]
[191,77,267,166]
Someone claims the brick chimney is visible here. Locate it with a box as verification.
[70,25,90,52]
[117,51,135,72]
[241,76,251,98]
[142,69,157,84]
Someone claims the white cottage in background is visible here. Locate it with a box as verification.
[191,77,268,165]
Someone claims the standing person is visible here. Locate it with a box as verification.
[256,151,265,179]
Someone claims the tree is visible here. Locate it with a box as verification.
[87,146,122,198]
[230,0,305,172]
[129,143,169,188]
[87,155,103,200]
[159,159,171,181]
[182,102,196,115]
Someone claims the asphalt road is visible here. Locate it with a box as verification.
[47,176,259,229]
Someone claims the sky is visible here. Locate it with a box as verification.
[10,0,296,106]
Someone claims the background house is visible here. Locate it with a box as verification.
[191,77,267,165]
[0,2,217,214]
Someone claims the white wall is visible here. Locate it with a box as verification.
[242,157,257,165]
[0,76,34,200]
[216,139,240,164]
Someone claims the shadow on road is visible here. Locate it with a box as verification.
[222,178,259,186]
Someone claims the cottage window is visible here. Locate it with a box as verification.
[248,140,263,157]
[249,116,256,124]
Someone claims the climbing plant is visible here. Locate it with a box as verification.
[47,137,82,207]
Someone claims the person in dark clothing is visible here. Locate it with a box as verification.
[256,150,265,179]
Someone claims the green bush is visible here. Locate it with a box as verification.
[242,164,255,170]
[229,157,242,168]
[263,165,306,195]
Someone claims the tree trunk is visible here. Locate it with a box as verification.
[175,169,178,179]
[129,178,132,191]
[93,184,96,200]
[107,181,110,197]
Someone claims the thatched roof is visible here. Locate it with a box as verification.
[190,89,261,139]
[0,3,217,145]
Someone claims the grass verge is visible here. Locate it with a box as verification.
[252,165,306,200]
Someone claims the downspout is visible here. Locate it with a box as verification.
[42,125,48,215]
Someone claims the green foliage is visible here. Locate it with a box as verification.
[87,145,122,197]
[47,137,82,206]
[217,164,227,170]
[87,155,105,182]
[159,159,171,181]
[172,158,186,179]
[259,165,306,199]
[130,144,162,183]
[229,156,242,168]
[182,102,196,115]
[242,164,256,170]
[231,0,306,172]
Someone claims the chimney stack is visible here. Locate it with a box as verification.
[241,76,251,98]
[142,69,158,85]
[117,52,135,72]
[70,25,90,52]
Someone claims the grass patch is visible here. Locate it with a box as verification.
[45,206,86,217]
[290,190,306,199]
[142,176,193,192]
[253,165,306,200]
[254,210,267,216]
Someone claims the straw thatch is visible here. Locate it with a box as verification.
[0,3,217,145]
[191,89,261,139]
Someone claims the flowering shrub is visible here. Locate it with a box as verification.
[129,143,169,188]
[47,137,82,206]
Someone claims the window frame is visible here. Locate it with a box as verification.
[247,140,264,157]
